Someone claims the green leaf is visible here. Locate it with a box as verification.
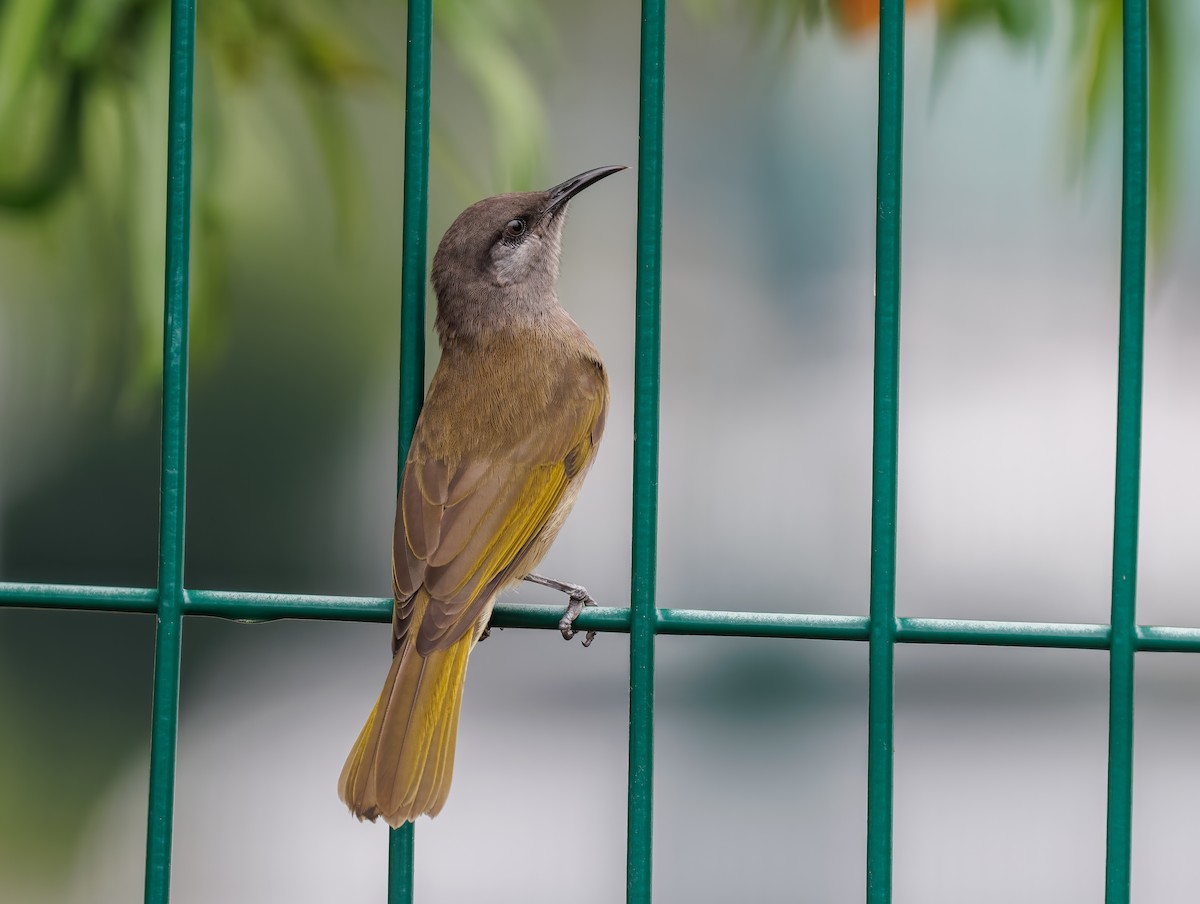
[1080,0,1121,160]
[1146,0,1175,253]
[0,69,82,209]
[0,0,58,128]
[295,77,368,248]
[435,0,547,192]
[934,0,1051,79]
[61,0,143,66]
[429,120,488,204]
[278,0,385,84]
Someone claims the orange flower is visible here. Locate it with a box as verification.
[833,0,944,36]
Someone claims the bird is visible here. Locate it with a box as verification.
[338,165,626,826]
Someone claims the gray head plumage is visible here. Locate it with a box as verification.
[430,166,625,345]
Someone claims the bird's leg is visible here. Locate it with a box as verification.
[522,573,598,647]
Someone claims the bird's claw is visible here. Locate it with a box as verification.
[478,622,503,643]
[559,589,597,647]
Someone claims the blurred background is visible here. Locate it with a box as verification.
[2,0,1199,901]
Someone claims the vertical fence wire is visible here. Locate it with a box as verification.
[867,0,904,901]
[627,0,665,901]
[389,0,433,899]
[144,0,196,900]
[1105,0,1148,900]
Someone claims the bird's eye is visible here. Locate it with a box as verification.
[504,218,527,238]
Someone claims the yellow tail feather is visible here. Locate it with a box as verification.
[338,631,474,826]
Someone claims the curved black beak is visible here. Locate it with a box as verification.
[544,165,627,216]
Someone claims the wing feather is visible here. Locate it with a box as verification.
[391,360,607,657]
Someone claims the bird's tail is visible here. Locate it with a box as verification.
[338,627,473,826]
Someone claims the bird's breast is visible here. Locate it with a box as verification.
[417,328,606,463]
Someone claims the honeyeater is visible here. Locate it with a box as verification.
[338,165,625,825]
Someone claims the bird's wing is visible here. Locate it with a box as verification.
[391,367,607,656]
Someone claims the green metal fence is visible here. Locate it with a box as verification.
[0,0,1179,902]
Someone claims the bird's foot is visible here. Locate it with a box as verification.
[522,572,598,647]
[558,587,598,647]
[478,622,502,642]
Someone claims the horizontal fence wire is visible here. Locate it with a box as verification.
[7,583,1200,653]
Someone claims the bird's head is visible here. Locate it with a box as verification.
[431,165,625,343]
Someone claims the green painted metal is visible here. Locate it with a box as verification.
[388,826,414,904]
[895,618,1110,649]
[143,0,196,900]
[628,1,665,901]
[0,0,1168,900]
[186,589,393,621]
[389,0,433,896]
[397,0,432,462]
[1105,0,1148,900]
[655,609,865,640]
[1134,627,1200,653]
[0,583,159,611]
[15,577,1200,652]
[867,0,904,901]
[19,579,1200,656]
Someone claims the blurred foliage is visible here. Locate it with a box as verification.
[0,0,550,401]
[729,0,1181,249]
[1069,0,1177,246]
[0,0,1186,401]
